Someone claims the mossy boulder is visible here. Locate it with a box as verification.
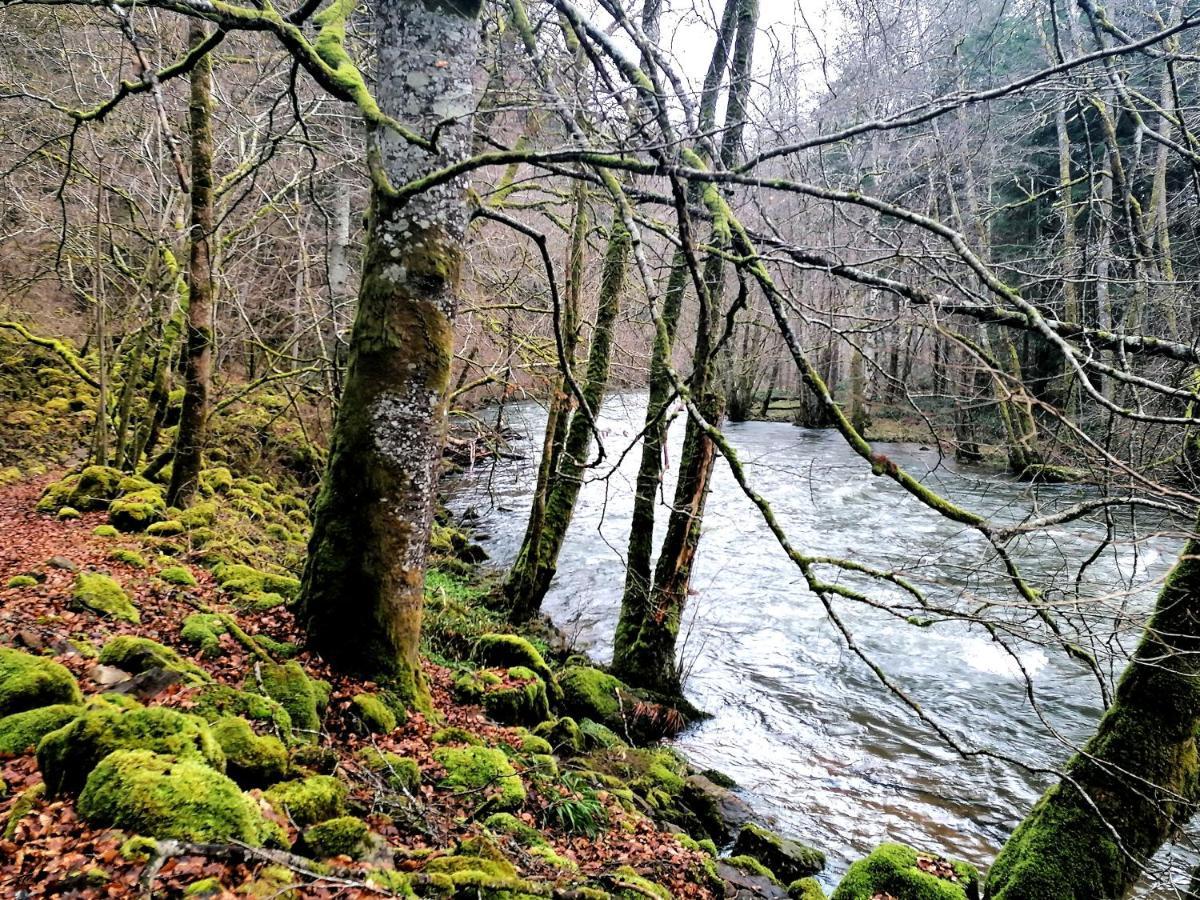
[434,745,525,812]
[215,563,301,603]
[108,488,166,532]
[191,684,292,738]
[57,506,80,520]
[198,467,234,495]
[78,748,281,846]
[302,815,371,859]
[789,878,827,900]
[265,774,348,826]
[351,693,397,734]
[71,572,139,624]
[733,823,825,882]
[830,843,977,900]
[483,812,550,848]
[180,614,227,658]
[177,501,219,529]
[358,747,421,793]
[109,548,148,568]
[159,565,197,586]
[212,716,288,788]
[481,668,552,727]
[147,520,185,537]
[0,647,83,716]
[98,635,208,683]
[39,466,122,512]
[579,718,627,750]
[244,661,329,742]
[6,575,38,588]
[93,524,119,538]
[559,666,632,734]
[38,704,225,796]
[0,703,81,755]
[474,634,561,701]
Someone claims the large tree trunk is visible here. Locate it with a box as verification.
[986,509,1200,899]
[297,0,481,709]
[167,21,215,508]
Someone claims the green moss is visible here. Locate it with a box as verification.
[98,635,208,682]
[612,866,672,900]
[359,747,421,793]
[38,704,225,796]
[480,667,552,727]
[245,661,328,742]
[789,878,827,900]
[92,524,119,538]
[579,718,627,750]
[212,716,288,787]
[215,562,301,602]
[733,822,826,882]
[108,488,166,532]
[830,843,976,900]
[727,855,780,884]
[147,520,185,536]
[6,575,37,588]
[0,647,83,716]
[177,501,218,528]
[180,613,227,658]
[0,703,80,754]
[303,815,370,858]
[183,877,225,896]
[60,465,124,511]
[57,506,80,520]
[474,634,560,700]
[434,745,526,812]
[72,572,139,624]
[112,548,150,568]
[198,467,234,495]
[507,728,553,755]
[160,565,198,586]
[191,683,293,738]
[558,666,642,738]
[431,725,483,746]
[36,474,80,513]
[265,774,348,826]
[483,812,548,847]
[352,692,397,734]
[3,781,45,839]
[78,748,280,845]
[118,835,158,862]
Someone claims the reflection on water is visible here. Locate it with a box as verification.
[449,394,1186,889]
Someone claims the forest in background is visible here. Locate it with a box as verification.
[1,0,1200,897]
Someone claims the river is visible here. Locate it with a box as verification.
[448,393,1191,892]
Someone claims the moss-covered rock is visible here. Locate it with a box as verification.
[265,774,348,826]
[434,745,526,812]
[0,647,83,717]
[733,823,825,882]
[159,565,197,586]
[474,634,561,701]
[244,661,328,742]
[177,500,219,529]
[57,506,80,520]
[109,548,148,568]
[431,725,484,746]
[118,835,158,862]
[830,843,976,900]
[98,635,208,683]
[358,747,421,793]
[199,467,234,495]
[71,572,139,624]
[212,716,288,788]
[108,488,166,532]
[180,614,227,658]
[481,667,552,727]
[5,574,38,588]
[579,718,627,750]
[93,524,119,538]
[559,666,629,733]
[215,562,301,602]
[302,815,370,859]
[483,812,550,847]
[147,520,185,537]
[41,465,124,512]
[190,684,293,738]
[78,748,280,845]
[38,704,225,796]
[789,878,827,900]
[612,865,672,899]
[182,877,225,897]
[0,703,81,754]
[351,692,397,734]
[533,716,585,756]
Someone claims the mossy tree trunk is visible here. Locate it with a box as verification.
[611,0,740,686]
[503,214,628,621]
[297,0,481,708]
[986,496,1200,898]
[612,0,759,698]
[166,21,215,508]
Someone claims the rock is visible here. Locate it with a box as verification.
[718,861,789,900]
[0,704,81,754]
[533,716,584,755]
[682,774,754,843]
[433,745,526,812]
[38,704,225,796]
[244,661,328,742]
[47,556,78,572]
[103,667,185,701]
[264,774,347,826]
[473,634,561,701]
[78,748,283,846]
[301,816,371,859]
[108,488,166,532]
[788,878,827,900]
[71,573,139,624]
[211,717,288,788]
[830,843,978,900]
[0,647,83,717]
[190,684,293,739]
[98,636,208,683]
[351,693,397,734]
[480,667,552,727]
[733,823,825,882]
[88,664,132,687]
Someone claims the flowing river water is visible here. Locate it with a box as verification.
[448,394,1190,891]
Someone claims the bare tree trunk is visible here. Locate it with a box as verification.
[298,0,481,708]
[167,21,215,508]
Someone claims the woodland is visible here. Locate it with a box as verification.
[0,0,1198,898]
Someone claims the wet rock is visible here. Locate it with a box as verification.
[683,773,754,843]
[733,823,825,882]
[104,666,185,700]
[717,861,788,900]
